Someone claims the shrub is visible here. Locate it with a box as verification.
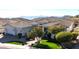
[48,26,65,34]
[56,32,73,43]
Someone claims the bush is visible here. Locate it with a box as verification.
[56,32,73,43]
[48,26,65,34]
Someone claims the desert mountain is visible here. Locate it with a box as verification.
[0,15,78,27]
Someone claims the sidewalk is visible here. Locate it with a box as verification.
[0,43,30,49]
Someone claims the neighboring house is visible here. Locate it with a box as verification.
[4,22,33,36]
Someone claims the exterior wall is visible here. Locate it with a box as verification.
[13,26,32,36]
[15,27,22,34]
[20,27,32,36]
[4,25,16,35]
[4,25,32,36]
[0,25,5,33]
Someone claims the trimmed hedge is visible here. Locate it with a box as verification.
[56,32,73,42]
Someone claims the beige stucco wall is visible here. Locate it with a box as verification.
[4,25,16,35]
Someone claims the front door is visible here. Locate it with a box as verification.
[18,33,22,38]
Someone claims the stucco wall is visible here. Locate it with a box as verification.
[4,25,16,35]
[4,25,32,36]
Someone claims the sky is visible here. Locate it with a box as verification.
[0,0,79,18]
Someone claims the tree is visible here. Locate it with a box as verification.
[27,32,37,40]
[56,32,73,43]
[32,26,45,37]
[48,26,65,34]
[27,26,45,40]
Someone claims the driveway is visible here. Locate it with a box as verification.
[0,34,28,43]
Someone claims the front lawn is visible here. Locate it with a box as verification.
[33,39,62,49]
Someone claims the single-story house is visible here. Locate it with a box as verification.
[4,22,33,36]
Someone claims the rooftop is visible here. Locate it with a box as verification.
[6,21,32,28]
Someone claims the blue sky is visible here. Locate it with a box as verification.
[0,0,79,17]
[35,9,79,16]
[52,9,79,16]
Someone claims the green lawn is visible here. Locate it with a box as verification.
[33,39,62,49]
